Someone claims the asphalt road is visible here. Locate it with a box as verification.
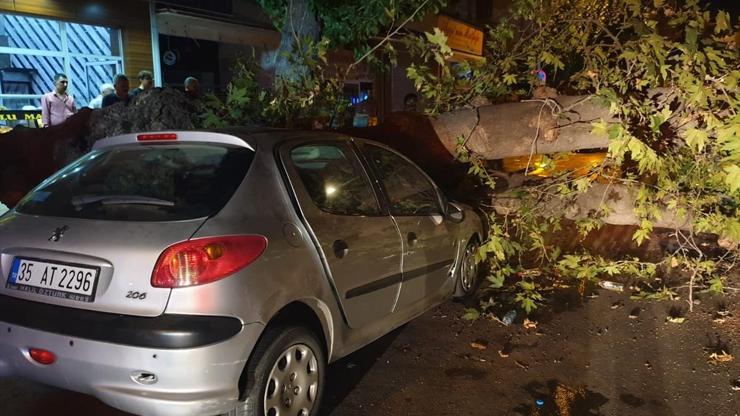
[1,289,738,416]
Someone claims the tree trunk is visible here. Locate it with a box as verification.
[429,96,615,160]
[344,90,699,232]
[491,182,691,231]
[263,0,320,79]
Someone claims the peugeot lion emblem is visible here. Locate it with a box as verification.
[49,225,69,242]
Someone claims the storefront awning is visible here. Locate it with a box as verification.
[156,10,280,48]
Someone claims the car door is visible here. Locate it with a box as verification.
[359,141,456,310]
[280,139,403,329]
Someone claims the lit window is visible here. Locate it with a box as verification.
[0,13,123,125]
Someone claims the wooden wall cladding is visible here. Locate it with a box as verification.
[0,0,153,77]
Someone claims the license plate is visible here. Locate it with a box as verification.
[6,257,99,302]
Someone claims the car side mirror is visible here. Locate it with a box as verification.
[446,202,464,223]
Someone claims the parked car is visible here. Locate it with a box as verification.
[0,128,483,416]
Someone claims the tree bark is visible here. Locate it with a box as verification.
[491,182,692,231]
[262,0,320,80]
[429,95,616,160]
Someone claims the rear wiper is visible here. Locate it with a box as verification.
[72,194,175,210]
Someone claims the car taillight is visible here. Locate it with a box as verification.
[137,133,177,141]
[151,235,267,288]
[29,348,56,365]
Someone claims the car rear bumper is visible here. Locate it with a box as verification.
[0,295,243,349]
[0,311,264,416]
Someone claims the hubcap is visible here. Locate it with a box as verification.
[460,242,479,293]
[264,344,319,416]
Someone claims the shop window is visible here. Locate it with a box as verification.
[0,13,123,126]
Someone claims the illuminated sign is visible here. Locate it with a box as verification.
[0,110,42,123]
[437,15,484,56]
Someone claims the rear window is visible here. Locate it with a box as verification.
[16,143,254,221]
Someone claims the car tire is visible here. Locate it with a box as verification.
[453,237,482,300]
[224,325,325,416]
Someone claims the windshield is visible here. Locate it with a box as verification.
[16,143,254,221]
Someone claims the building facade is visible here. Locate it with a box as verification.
[0,0,153,111]
[0,0,495,126]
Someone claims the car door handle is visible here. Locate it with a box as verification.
[332,239,349,259]
[407,232,418,247]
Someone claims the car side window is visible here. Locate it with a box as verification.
[290,143,381,216]
[363,144,442,216]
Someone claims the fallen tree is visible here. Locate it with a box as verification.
[429,95,612,160]
[386,0,739,313]
[0,0,736,314]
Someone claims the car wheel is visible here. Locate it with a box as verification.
[224,325,325,416]
[454,237,481,299]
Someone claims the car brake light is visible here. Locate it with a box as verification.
[29,348,56,365]
[137,133,177,141]
[151,236,267,288]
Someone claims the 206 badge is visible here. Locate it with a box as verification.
[49,225,69,242]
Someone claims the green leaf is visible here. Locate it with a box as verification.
[632,219,653,246]
[462,308,480,321]
[574,177,591,193]
[521,298,537,314]
[600,263,619,275]
[503,74,517,85]
[708,277,724,294]
[518,280,535,291]
[723,164,740,193]
[715,11,730,33]
[684,128,708,153]
[541,51,565,70]
[425,28,451,55]
[685,27,697,48]
[487,273,505,288]
[591,120,610,137]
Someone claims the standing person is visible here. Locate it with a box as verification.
[102,74,131,108]
[129,70,153,99]
[41,73,76,127]
[88,83,114,109]
[403,93,418,112]
[184,76,201,100]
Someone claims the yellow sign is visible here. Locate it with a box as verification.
[437,15,484,56]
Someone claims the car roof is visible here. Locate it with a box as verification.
[92,127,354,151]
[213,126,351,148]
[93,126,349,150]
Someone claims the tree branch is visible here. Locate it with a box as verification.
[347,0,431,72]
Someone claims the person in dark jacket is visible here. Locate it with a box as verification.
[130,70,153,99]
[102,74,131,108]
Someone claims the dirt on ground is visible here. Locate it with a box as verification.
[1,286,738,416]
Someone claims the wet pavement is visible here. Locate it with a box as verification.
[0,288,738,416]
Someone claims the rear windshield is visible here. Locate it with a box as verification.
[16,143,254,221]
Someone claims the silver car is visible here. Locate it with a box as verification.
[0,128,483,416]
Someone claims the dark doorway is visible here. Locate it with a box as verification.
[159,34,220,94]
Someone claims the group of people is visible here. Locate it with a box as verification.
[40,71,202,128]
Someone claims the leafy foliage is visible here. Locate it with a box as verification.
[201,38,348,129]
[201,57,268,128]
[404,29,494,113]
[265,37,348,127]
[411,0,739,314]
[258,0,445,62]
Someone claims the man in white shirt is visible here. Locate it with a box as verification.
[88,83,114,109]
